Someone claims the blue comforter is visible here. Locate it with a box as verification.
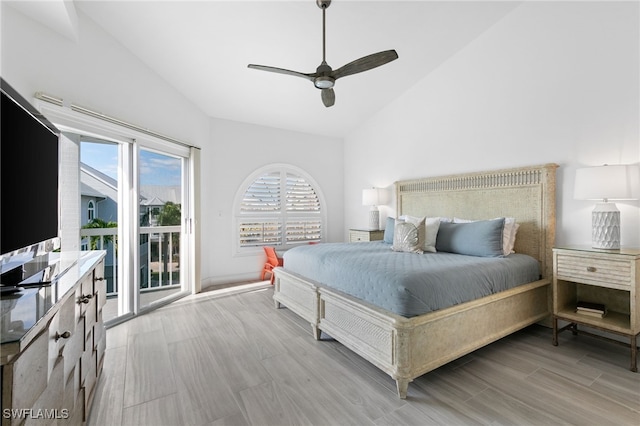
[282,242,540,317]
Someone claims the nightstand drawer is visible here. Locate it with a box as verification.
[349,229,384,242]
[556,253,632,288]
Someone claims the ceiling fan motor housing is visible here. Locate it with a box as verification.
[314,62,335,89]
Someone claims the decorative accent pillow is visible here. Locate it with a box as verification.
[383,217,395,244]
[436,218,505,257]
[399,215,439,252]
[454,216,517,255]
[392,218,425,253]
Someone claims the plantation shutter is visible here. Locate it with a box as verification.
[284,173,321,243]
[238,169,322,248]
[240,171,280,212]
[286,173,320,212]
[239,221,282,247]
[285,219,322,243]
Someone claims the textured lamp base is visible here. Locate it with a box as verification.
[592,203,620,249]
[368,209,380,230]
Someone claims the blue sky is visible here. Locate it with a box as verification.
[80,141,181,186]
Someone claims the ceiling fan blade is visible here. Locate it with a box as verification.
[332,50,398,80]
[248,64,315,82]
[321,88,335,107]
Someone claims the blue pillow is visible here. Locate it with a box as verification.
[435,218,505,257]
[383,217,395,243]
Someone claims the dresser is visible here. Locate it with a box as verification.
[348,229,384,242]
[552,246,640,372]
[1,250,107,425]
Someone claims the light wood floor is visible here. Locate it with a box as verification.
[88,283,640,426]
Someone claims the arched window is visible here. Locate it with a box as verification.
[235,164,325,252]
[87,200,95,221]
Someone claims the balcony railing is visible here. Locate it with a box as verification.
[80,225,181,297]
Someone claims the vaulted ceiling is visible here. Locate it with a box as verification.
[8,1,523,138]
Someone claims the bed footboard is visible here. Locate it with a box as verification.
[274,267,549,399]
[273,268,320,339]
[319,279,550,398]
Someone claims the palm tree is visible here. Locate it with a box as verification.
[82,218,117,250]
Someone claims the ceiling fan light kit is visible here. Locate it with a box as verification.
[248,0,398,107]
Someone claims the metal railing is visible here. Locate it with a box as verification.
[80,225,181,297]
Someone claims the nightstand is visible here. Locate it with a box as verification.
[349,229,384,242]
[552,246,640,372]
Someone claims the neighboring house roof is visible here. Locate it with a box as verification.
[140,196,166,207]
[139,185,181,206]
[80,162,181,207]
[81,182,106,199]
[81,163,117,201]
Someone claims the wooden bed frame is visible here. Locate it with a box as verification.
[273,163,558,398]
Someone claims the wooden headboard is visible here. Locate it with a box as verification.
[396,164,558,279]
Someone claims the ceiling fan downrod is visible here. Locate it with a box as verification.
[318,0,330,63]
[313,0,334,90]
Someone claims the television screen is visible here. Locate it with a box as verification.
[1,79,60,256]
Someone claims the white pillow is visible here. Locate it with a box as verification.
[423,217,441,252]
[400,215,441,252]
[507,222,519,254]
[453,217,517,255]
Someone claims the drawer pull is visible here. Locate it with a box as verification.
[95,277,104,282]
[586,266,597,273]
[55,331,71,341]
[79,294,94,304]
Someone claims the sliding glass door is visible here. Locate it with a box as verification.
[36,98,199,325]
[78,137,191,323]
[137,147,189,311]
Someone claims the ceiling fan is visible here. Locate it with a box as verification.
[248,0,398,107]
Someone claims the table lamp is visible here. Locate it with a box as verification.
[574,164,638,249]
[362,188,383,230]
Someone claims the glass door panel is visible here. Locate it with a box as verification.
[79,138,124,322]
[138,148,187,310]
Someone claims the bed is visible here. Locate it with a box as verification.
[273,163,558,398]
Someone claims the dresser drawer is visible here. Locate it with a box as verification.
[25,358,64,426]
[81,350,98,421]
[556,253,632,288]
[79,274,95,316]
[8,328,49,409]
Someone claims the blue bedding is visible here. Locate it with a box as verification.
[282,242,541,317]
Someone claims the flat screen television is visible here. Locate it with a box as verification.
[1,78,60,260]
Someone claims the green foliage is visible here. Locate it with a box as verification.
[82,218,117,250]
[158,202,182,259]
[158,202,182,226]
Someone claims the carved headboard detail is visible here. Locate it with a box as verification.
[396,164,558,279]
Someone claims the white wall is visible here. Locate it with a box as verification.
[1,5,209,147]
[202,118,343,286]
[1,5,344,287]
[345,1,640,248]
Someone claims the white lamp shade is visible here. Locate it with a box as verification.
[574,164,639,201]
[362,188,383,206]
